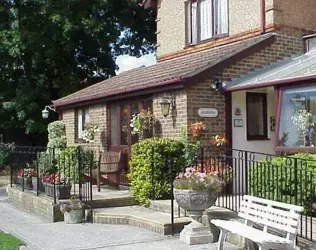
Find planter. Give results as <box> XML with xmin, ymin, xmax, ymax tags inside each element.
<box><xmin>174</xmin><ymin>189</ymin><xmax>217</xmax><ymax>245</ymax></box>
<box><xmin>17</xmin><ymin>176</ymin><xmax>33</xmax><ymax>190</ymax></box>
<box><xmin>191</xmin><ymin>128</ymin><xmax>202</xmax><ymax>137</ymax></box>
<box><xmin>63</xmin><ymin>209</ymin><xmax>84</xmax><ymax>224</ymax></box>
<box><xmin>173</xmin><ymin>189</ymin><xmax>217</xmax><ymax>220</ymax></box>
<box><xmin>44</xmin><ymin>183</ymin><xmax>71</xmax><ymax>199</ymax></box>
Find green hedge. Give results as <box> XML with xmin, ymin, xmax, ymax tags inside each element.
<box><xmin>249</xmin><ymin>153</ymin><xmax>316</xmax><ymax>214</ymax></box>
<box><xmin>128</xmin><ymin>138</ymin><xmax>186</xmax><ymax>206</ymax></box>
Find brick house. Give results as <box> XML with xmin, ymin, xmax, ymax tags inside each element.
<box><xmin>53</xmin><ymin>0</ymin><xmax>316</xmax><ymax>166</ymax></box>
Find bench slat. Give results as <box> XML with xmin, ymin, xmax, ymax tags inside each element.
<box><xmin>240</xmin><ymin>200</ymin><xmax>300</xmax><ymax>220</ymax></box>
<box><xmin>211</xmin><ymin>219</ymin><xmax>293</xmax><ymax>245</ymax></box>
<box><xmin>238</xmin><ymin>212</ymin><xmax>298</xmax><ymax>234</ymax></box>
<box><xmin>239</xmin><ymin>206</ymin><xmax>298</xmax><ymax>229</ymax></box>
<box><xmin>239</xmin><ymin>203</ymin><xmax>299</xmax><ymax>227</ymax></box>
<box><xmin>243</xmin><ymin>195</ymin><xmax>304</xmax><ymax>212</ymax></box>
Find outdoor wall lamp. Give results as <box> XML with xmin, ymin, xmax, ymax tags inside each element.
<box><xmin>42</xmin><ymin>105</ymin><xmax>56</xmax><ymax>119</ymax></box>
<box><xmin>210</xmin><ymin>77</ymin><xmax>226</xmax><ymax>91</ymax></box>
<box><xmin>159</xmin><ymin>95</ymin><xmax>176</xmax><ymax>117</ymax></box>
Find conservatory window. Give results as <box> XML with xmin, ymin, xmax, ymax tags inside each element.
<box><xmin>278</xmin><ymin>86</ymin><xmax>316</xmax><ymax>148</ymax></box>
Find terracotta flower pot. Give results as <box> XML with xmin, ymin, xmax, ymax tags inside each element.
<box><xmin>192</xmin><ymin>128</ymin><xmax>202</xmax><ymax>137</ymax></box>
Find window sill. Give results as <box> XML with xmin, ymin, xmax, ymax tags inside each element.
<box><xmin>184</xmin><ymin>34</ymin><xmax>229</xmax><ymax>49</ymax></box>
<box><xmin>75</xmin><ymin>139</ymin><xmax>87</xmax><ymax>144</ymax></box>
<box><xmin>247</xmin><ymin>137</ymin><xmax>270</xmax><ymax>141</ymax></box>
<box><xmin>275</xmin><ymin>146</ymin><xmax>316</xmax><ymax>154</ymax></box>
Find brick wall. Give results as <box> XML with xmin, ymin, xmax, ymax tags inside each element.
<box><xmin>221</xmin><ymin>34</ymin><xmax>303</xmax><ymax>81</ymax></box>
<box><xmin>61</xmin><ymin>104</ymin><xmax>107</xmax><ymax>152</ymax></box>
<box><xmin>152</xmin><ymin>90</ymin><xmax>187</xmax><ymax>140</ymax></box>
<box><xmin>62</xmin><ymin>109</ymin><xmax>75</xmax><ymax>146</ymax></box>
<box><xmin>7</xmin><ymin>187</ymin><xmax>63</xmax><ymax>222</ymax></box>
<box><xmin>185</xmin><ymin>33</ymin><xmax>303</xmax><ymax>147</ymax></box>
<box><xmin>186</xmin><ymin>81</ymin><xmax>226</xmax><ymax>145</ymax></box>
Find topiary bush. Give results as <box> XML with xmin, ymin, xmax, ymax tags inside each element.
<box><xmin>46</xmin><ymin>121</ymin><xmax>67</xmax><ymax>149</ymax></box>
<box><xmin>128</xmin><ymin>138</ymin><xmax>186</xmax><ymax>206</ymax></box>
<box><xmin>249</xmin><ymin>153</ymin><xmax>316</xmax><ymax>214</ymax></box>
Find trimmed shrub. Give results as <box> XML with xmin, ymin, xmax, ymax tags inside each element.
<box><xmin>249</xmin><ymin>153</ymin><xmax>316</xmax><ymax>214</ymax></box>
<box><xmin>128</xmin><ymin>138</ymin><xmax>186</xmax><ymax>206</ymax></box>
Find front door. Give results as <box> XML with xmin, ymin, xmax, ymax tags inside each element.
<box><xmin>107</xmin><ymin>98</ymin><xmax>153</xmax><ymax>184</ymax></box>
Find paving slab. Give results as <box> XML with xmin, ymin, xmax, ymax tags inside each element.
<box><xmin>0</xmin><ymin>187</ymin><xmax>239</xmax><ymax>250</ymax></box>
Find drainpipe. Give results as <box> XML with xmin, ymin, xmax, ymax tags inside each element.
<box><xmin>260</xmin><ymin>0</ymin><xmax>266</xmax><ymax>34</ymax></box>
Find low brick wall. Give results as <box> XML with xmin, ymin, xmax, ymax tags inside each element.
<box><xmin>6</xmin><ymin>186</ymin><xmax>63</xmax><ymax>222</ymax></box>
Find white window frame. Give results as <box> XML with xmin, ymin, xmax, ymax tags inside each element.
<box><xmin>76</xmin><ymin>108</ymin><xmax>90</xmax><ymax>140</ymax></box>
<box><xmin>186</xmin><ymin>0</ymin><xmax>228</xmax><ymax>45</ymax></box>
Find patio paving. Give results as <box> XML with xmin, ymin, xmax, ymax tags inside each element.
<box><xmin>0</xmin><ymin>187</ymin><xmax>239</xmax><ymax>250</ymax></box>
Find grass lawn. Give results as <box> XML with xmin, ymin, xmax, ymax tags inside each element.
<box><xmin>0</xmin><ymin>232</ymin><xmax>24</xmax><ymax>250</ymax></box>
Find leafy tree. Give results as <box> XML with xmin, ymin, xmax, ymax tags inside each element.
<box><xmin>0</xmin><ymin>0</ymin><xmax>156</xmax><ymax>144</ymax></box>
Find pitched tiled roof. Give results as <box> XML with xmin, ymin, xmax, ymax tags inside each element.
<box><xmin>54</xmin><ymin>33</ymin><xmax>274</xmax><ymax>108</ymax></box>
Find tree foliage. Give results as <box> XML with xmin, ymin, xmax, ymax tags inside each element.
<box><xmin>0</xmin><ymin>0</ymin><xmax>156</xmax><ymax>142</ymax></box>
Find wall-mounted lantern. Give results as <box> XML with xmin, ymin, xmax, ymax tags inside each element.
<box><xmin>159</xmin><ymin>95</ymin><xmax>176</xmax><ymax>117</ymax></box>
<box><xmin>42</xmin><ymin>105</ymin><xmax>56</xmax><ymax>119</ymax></box>
<box><xmin>210</xmin><ymin>77</ymin><xmax>226</xmax><ymax>91</ymax></box>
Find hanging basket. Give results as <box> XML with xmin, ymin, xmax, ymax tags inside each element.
<box><xmin>192</xmin><ymin>128</ymin><xmax>202</xmax><ymax>137</ymax></box>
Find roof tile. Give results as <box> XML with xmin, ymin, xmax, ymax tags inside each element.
<box><xmin>54</xmin><ymin>33</ymin><xmax>274</xmax><ymax>107</ymax></box>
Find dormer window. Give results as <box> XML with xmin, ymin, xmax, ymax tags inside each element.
<box><xmin>185</xmin><ymin>0</ymin><xmax>228</xmax><ymax>45</ymax></box>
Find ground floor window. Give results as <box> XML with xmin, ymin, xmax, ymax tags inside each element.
<box><xmin>108</xmin><ymin>99</ymin><xmax>153</xmax><ymax>149</ymax></box>
<box><xmin>278</xmin><ymin>85</ymin><xmax>316</xmax><ymax>148</ymax></box>
<box><xmin>246</xmin><ymin>92</ymin><xmax>268</xmax><ymax>140</ymax></box>
<box><xmin>75</xmin><ymin>108</ymin><xmax>89</xmax><ymax>141</ymax></box>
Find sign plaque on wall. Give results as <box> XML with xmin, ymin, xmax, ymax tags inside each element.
<box><xmin>198</xmin><ymin>108</ymin><xmax>218</xmax><ymax>118</ymax></box>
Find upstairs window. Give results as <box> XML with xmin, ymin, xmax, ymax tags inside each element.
<box><xmin>185</xmin><ymin>0</ymin><xmax>228</xmax><ymax>45</ymax></box>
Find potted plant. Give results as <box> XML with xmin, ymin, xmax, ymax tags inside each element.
<box><xmin>174</xmin><ymin>167</ymin><xmax>224</xmax><ymax>244</ymax></box>
<box><xmin>130</xmin><ymin>109</ymin><xmax>155</xmax><ymax>139</ymax></box>
<box><xmin>173</xmin><ymin>167</ymin><xmax>224</xmax><ymax>221</ymax></box>
<box><xmin>59</xmin><ymin>196</ymin><xmax>84</xmax><ymax>224</ymax></box>
<box><xmin>82</xmin><ymin>122</ymin><xmax>99</xmax><ymax>143</ymax></box>
<box><xmin>16</xmin><ymin>168</ymin><xmax>37</xmax><ymax>190</ymax></box>
<box><xmin>190</xmin><ymin>121</ymin><xmax>206</xmax><ymax>137</ymax></box>
<box><xmin>42</xmin><ymin>172</ymin><xmax>71</xmax><ymax>199</ymax></box>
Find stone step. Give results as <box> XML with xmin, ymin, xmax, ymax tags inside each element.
<box><xmin>93</xmin><ymin>205</ymin><xmax>191</xmax><ymax>235</ymax></box>
<box><xmin>149</xmin><ymin>200</ymin><xmax>245</xmax><ymax>247</ymax></box>
<box><xmin>150</xmin><ymin>199</ymin><xmax>186</xmax><ymax>216</ymax></box>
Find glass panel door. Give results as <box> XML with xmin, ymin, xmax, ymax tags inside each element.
<box><xmin>131</xmin><ymin>103</ymin><xmax>139</xmax><ymax>144</ymax></box>
<box><xmin>120</xmin><ymin>104</ymin><xmax>129</xmax><ymax>145</ymax></box>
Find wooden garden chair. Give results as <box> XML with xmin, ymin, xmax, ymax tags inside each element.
<box><xmin>97</xmin><ymin>151</ymin><xmax>123</xmax><ymax>191</ymax></box>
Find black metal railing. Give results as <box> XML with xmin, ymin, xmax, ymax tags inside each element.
<box><xmin>3</xmin><ymin>145</ymin><xmax>98</xmax><ymax>203</ymax></box>
<box><xmin>150</xmin><ymin>146</ymin><xmax>316</xmax><ymax>241</ymax></box>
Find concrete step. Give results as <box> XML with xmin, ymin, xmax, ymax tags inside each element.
<box><xmin>150</xmin><ymin>199</ymin><xmax>186</xmax><ymax>216</ymax></box>
<box><xmin>93</xmin><ymin>205</ymin><xmax>191</xmax><ymax>235</ymax></box>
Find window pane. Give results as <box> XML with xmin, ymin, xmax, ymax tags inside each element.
<box><xmin>199</xmin><ymin>0</ymin><xmax>213</xmax><ymax>40</ymax></box>
<box><xmin>191</xmin><ymin>1</ymin><xmax>198</xmax><ymax>44</ymax></box>
<box><xmin>143</xmin><ymin>99</ymin><xmax>153</xmax><ymax>112</ymax></box>
<box><xmin>85</xmin><ymin>110</ymin><xmax>90</xmax><ymax>124</ymax></box>
<box><xmin>131</xmin><ymin>104</ymin><xmax>139</xmax><ymax>144</ymax></box>
<box><xmin>247</xmin><ymin>93</ymin><xmax>267</xmax><ymax>138</ymax></box>
<box><xmin>110</xmin><ymin>105</ymin><xmax>119</xmax><ymax>146</ymax></box>
<box><xmin>279</xmin><ymin>86</ymin><xmax>316</xmax><ymax>147</ymax></box>
<box><xmin>78</xmin><ymin>110</ymin><xmax>83</xmax><ymax>139</ymax></box>
<box><xmin>120</xmin><ymin>105</ymin><xmax>129</xmax><ymax>145</ymax></box>
<box><xmin>214</xmin><ymin>0</ymin><xmax>228</xmax><ymax>35</ymax></box>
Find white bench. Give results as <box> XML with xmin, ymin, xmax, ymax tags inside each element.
<box><xmin>211</xmin><ymin>195</ymin><xmax>304</xmax><ymax>250</ymax></box>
